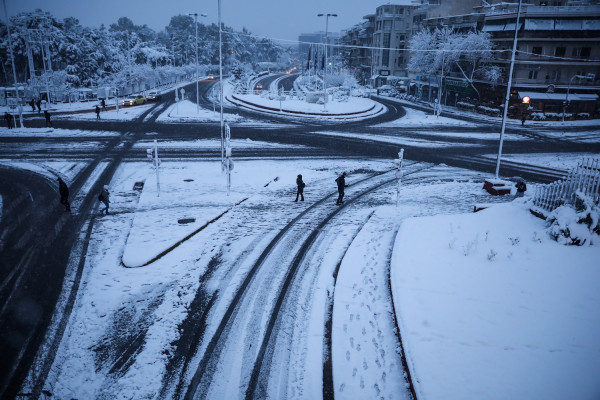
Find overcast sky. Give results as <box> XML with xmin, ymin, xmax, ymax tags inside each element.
<box><xmin>2</xmin><ymin>0</ymin><xmax>403</xmax><ymax>43</ymax></box>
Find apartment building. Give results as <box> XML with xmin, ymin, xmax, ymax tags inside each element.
<box><xmin>339</xmin><ymin>14</ymin><xmax>375</xmax><ymax>85</ymax></box>
<box><xmin>371</xmin><ymin>3</ymin><xmax>418</xmax><ymax>88</ymax></box>
<box><xmin>477</xmin><ymin>0</ymin><xmax>600</xmax><ymax>114</ymax></box>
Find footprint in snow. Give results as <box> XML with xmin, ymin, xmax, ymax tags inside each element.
<box><xmin>363</xmin><ymin>360</ymin><xmax>368</xmax><ymax>370</ymax></box>
<box><xmin>350</xmin><ymin>337</ymin><xmax>354</xmax><ymax>348</ymax></box>
<box><xmin>346</xmin><ymin>351</ymin><xmax>350</xmax><ymax>361</ymax></box>
<box><xmin>362</xmin><ymin>327</ymin><xmax>366</xmax><ymax>336</ymax></box>
<box><xmin>360</xmin><ymin>377</ymin><xmax>365</xmax><ymax>389</ymax></box>
<box><xmin>350</xmin><ymin>314</ymin><xmax>354</xmax><ymax>321</ymax></box>
<box><xmin>352</xmin><ymin>368</ymin><xmax>357</xmax><ymax>377</ymax></box>
<box><xmin>339</xmin><ymin>383</ymin><xmax>345</xmax><ymax>392</ymax></box>
<box><xmin>356</xmin><ymin>343</ymin><xmax>361</xmax><ymax>352</ymax></box>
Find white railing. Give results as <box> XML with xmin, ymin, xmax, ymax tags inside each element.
<box><xmin>532</xmin><ymin>157</ymin><xmax>600</xmax><ymax>213</ymax></box>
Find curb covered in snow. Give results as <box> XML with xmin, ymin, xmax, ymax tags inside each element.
<box><xmin>227</xmin><ymin>94</ymin><xmax>385</xmax><ymax>120</ymax></box>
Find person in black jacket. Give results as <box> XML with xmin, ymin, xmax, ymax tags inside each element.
<box><xmin>99</xmin><ymin>185</ymin><xmax>110</xmax><ymax>214</ymax></box>
<box><xmin>4</xmin><ymin>112</ymin><xmax>13</xmax><ymax>129</ymax></box>
<box><xmin>335</xmin><ymin>172</ymin><xmax>348</xmax><ymax>205</ymax></box>
<box><xmin>295</xmin><ymin>174</ymin><xmax>305</xmax><ymax>202</ymax></box>
<box><xmin>95</xmin><ymin>105</ymin><xmax>101</xmax><ymax>120</ymax></box>
<box><xmin>44</xmin><ymin>110</ymin><xmax>53</xmax><ymax>127</ymax></box>
<box><xmin>57</xmin><ymin>177</ymin><xmax>71</xmax><ymax>212</ymax></box>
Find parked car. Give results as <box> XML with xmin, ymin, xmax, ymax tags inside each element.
<box><xmin>121</xmin><ymin>95</ymin><xmax>146</xmax><ymax>106</ymax></box>
<box><xmin>146</xmin><ymin>91</ymin><xmax>161</xmax><ymax>101</ymax></box>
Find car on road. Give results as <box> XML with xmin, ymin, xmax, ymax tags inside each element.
<box><xmin>121</xmin><ymin>95</ymin><xmax>146</xmax><ymax>106</ymax></box>
<box><xmin>207</xmin><ymin>75</ymin><xmax>215</xmax><ymax>80</ymax></box>
<box><xmin>146</xmin><ymin>91</ymin><xmax>161</xmax><ymax>101</ymax></box>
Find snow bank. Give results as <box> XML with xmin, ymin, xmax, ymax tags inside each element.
<box><xmin>390</xmin><ymin>201</ymin><xmax>600</xmax><ymax>400</ymax></box>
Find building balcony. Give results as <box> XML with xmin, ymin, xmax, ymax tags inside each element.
<box><xmin>485</xmin><ymin>4</ymin><xmax>600</xmax><ymax>18</ymax></box>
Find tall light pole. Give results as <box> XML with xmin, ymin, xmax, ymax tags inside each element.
<box><xmin>317</xmin><ymin>13</ymin><xmax>337</xmax><ymax>111</ymax></box>
<box><xmin>219</xmin><ymin>0</ymin><xmax>224</xmax><ymax>166</ymax></box>
<box><xmin>495</xmin><ymin>0</ymin><xmax>521</xmax><ymax>179</ymax></box>
<box><xmin>3</xmin><ymin>0</ymin><xmax>23</xmax><ymax>128</ymax></box>
<box><xmin>562</xmin><ymin>74</ymin><xmax>588</xmax><ymax>122</ymax></box>
<box><xmin>188</xmin><ymin>12</ymin><xmax>207</xmax><ymax>113</ymax></box>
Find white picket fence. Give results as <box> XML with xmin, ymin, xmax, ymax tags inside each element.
<box><xmin>532</xmin><ymin>157</ymin><xmax>600</xmax><ymax>213</ymax></box>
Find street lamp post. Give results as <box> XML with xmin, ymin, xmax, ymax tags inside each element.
<box><xmin>562</xmin><ymin>74</ymin><xmax>588</xmax><ymax>122</ymax></box>
<box><xmin>188</xmin><ymin>12</ymin><xmax>207</xmax><ymax>113</ymax></box>
<box><xmin>495</xmin><ymin>0</ymin><xmax>522</xmax><ymax>179</ymax></box>
<box><xmin>219</xmin><ymin>0</ymin><xmax>224</xmax><ymax>166</ymax></box>
<box><xmin>317</xmin><ymin>13</ymin><xmax>337</xmax><ymax>111</ymax></box>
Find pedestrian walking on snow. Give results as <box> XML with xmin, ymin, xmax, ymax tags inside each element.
<box><xmin>295</xmin><ymin>174</ymin><xmax>305</xmax><ymax>202</ymax></box>
<box><xmin>521</xmin><ymin>115</ymin><xmax>526</xmax><ymax>126</ymax></box>
<box><xmin>101</xmin><ymin>98</ymin><xmax>107</xmax><ymax>111</ymax></box>
<box><xmin>4</xmin><ymin>112</ymin><xmax>13</xmax><ymax>129</ymax></box>
<box><xmin>36</xmin><ymin>99</ymin><xmax>42</xmax><ymax>114</ymax></box>
<box><xmin>335</xmin><ymin>172</ymin><xmax>348</xmax><ymax>205</ymax></box>
<box><xmin>29</xmin><ymin>99</ymin><xmax>35</xmax><ymax>112</ymax></box>
<box><xmin>57</xmin><ymin>177</ymin><xmax>71</xmax><ymax>212</ymax></box>
<box><xmin>95</xmin><ymin>105</ymin><xmax>101</xmax><ymax>120</ymax></box>
<box><xmin>44</xmin><ymin>110</ymin><xmax>53</xmax><ymax>127</ymax></box>
<box><xmin>98</xmin><ymin>185</ymin><xmax>110</xmax><ymax>214</ymax></box>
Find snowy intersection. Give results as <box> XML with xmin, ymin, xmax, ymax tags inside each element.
<box><xmin>11</xmin><ymin>148</ymin><xmax>596</xmax><ymax>399</ymax></box>
<box><xmin>2</xmin><ymin>90</ymin><xmax>599</xmax><ymax>399</ymax></box>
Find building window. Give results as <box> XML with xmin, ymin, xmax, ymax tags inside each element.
<box><xmin>580</xmin><ymin>47</ymin><xmax>591</xmax><ymax>58</ymax></box>
<box><xmin>532</xmin><ymin>46</ymin><xmax>542</xmax><ymax>55</ymax></box>
<box><xmin>554</xmin><ymin>47</ymin><xmax>565</xmax><ymax>57</ymax></box>
<box><xmin>528</xmin><ymin>70</ymin><xmax>538</xmax><ymax>80</ymax></box>
<box><xmin>551</xmin><ymin>70</ymin><xmax>561</xmax><ymax>82</ymax></box>
<box><xmin>382</xmin><ymin>32</ymin><xmax>390</xmax><ymax>67</ymax></box>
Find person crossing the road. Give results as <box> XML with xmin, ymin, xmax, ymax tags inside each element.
<box><xmin>335</xmin><ymin>172</ymin><xmax>348</xmax><ymax>205</ymax></box>
<box><xmin>98</xmin><ymin>185</ymin><xmax>110</xmax><ymax>214</ymax></box>
<box><xmin>44</xmin><ymin>110</ymin><xmax>53</xmax><ymax>128</ymax></box>
<box><xmin>95</xmin><ymin>105</ymin><xmax>101</xmax><ymax>120</ymax></box>
<box><xmin>4</xmin><ymin>112</ymin><xmax>13</xmax><ymax>129</ymax></box>
<box><xmin>57</xmin><ymin>177</ymin><xmax>71</xmax><ymax>212</ymax></box>
<box><xmin>295</xmin><ymin>174</ymin><xmax>305</xmax><ymax>202</ymax></box>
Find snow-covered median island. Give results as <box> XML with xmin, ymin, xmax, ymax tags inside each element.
<box><xmin>391</xmin><ymin>201</ymin><xmax>600</xmax><ymax>400</ymax></box>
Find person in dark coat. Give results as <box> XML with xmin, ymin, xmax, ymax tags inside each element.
<box><xmin>57</xmin><ymin>177</ymin><xmax>71</xmax><ymax>212</ymax></box>
<box><xmin>101</xmin><ymin>98</ymin><xmax>107</xmax><ymax>111</ymax></box>
<box><xmin>29</xmin><ymin>99</ymin><xmax>36</xmax><ymax>112</ymax></box>
<box><xmin>44</xmin><ymin>110</ymin><xmax>53</xmax><ymax>127</ymax></box>
<box><xmin>335</xmin><ymin>172</ymin><xmax>348</xmax><ymax>205</ymax></box>
<box><xmin>99</xmin><ymin>185</ymin><xmax>110</xmax><ymax>214</ymax></box>
<box><xmin>36</xmin><ymin>99</ymin><xmax>42</xmax><ymax>114</ymax></box>
<box><xmin>95</xmin><ymin>105</ymin><xmax>101</xmax><ymax>120</ymax></box>
<box><xmin>295</xmin><ymin>174</ymin><xmax>305</xmax><ymax>202</ymax></box>
<box><xmin>4</xmin><ymin>112</ymin><xmax>13</xmax><ymax>129</ymax></box>
<box><xmin>515</xmin><ymin>180</ymin><xmax>527</xmax><ymax>198</ymax></box>
<box><xmin>521</xmin><ymin>115</ymin><xmax>526</xmax><ymax>126</ymax></box>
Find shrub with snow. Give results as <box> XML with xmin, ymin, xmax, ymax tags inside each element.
<box><xmin>546</xmin><ymin>192</ymin><xmax>599</xmax><ymax>246</ymax></box>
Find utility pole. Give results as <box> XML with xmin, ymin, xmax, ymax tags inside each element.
<box><xmin>317</xmin><ymin>13</ymin><xmax>337</xmax><ymax>111</ymax></box>
<box><xmin>3</xmin><ymin>0</ymin><xmax>23</xmax><ymax>128</ymax></box>
<box><xmin>495</xmin><ymin>0</ymin><xmax>522</xmax><ymax>179</ymax></box>
<box><xmin>219</xmin><ymin>0</ymin><xmax>225</xmax><ymax>166</ymax></box>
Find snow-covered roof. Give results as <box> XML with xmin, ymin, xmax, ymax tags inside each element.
<box><xmin>519</xmin><ymin>91</ymin><xmax>599</xmax><ymax>101</ymax></box>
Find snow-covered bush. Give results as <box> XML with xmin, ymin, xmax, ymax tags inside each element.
<box><xmin>530</xmin><ymin>112</ymin><xmax>546</xmax><ymax>121</ymax></box>
<box><xmin>546</xmin><ymin>192</ymin><xmax>599</xmax><ymax>246</ymax></box>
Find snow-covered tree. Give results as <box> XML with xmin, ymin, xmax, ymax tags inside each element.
<box><xmin>408</xmin><ymin>28</ymin><xmax>499</xmax><ymax>98</ymax></box>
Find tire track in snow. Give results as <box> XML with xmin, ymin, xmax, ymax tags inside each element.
<box><xmin>181</xmin><ymin>165</ymin><xmax>430</xmax><ymax>399</ymax></box>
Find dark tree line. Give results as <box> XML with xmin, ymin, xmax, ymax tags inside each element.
<box><xmin>0</xmin><ymin>9</ymin><xmax>290</xmax><ymax>88</ymax></box>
